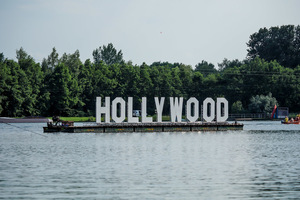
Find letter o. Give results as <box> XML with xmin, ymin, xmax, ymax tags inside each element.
<box><xmin>203</xmin><ymin>98</ymin><xmax>215</xmax><ymax>122</ymax></box>
<box><xmin>112</xmin><ymin>97</ymin><xmax>126</xmax><ymax>123</ymax></box>
<box><xmin>186</xmin><ymin>97</ymin><xmax>199</xmax><ymax>122</ymax></box>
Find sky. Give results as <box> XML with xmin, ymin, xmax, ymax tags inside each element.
<box><xmin>1</xmin><ymin>0</ymin><xmax>300</xmax><ymax>68</ymax></box>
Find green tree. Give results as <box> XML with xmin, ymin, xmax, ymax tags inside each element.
<box><xmin>0</xmin><ymin>56</ymin><xmax>8</xmax><ymax>115</ymax></box>
<box><xmin>16</xmin><ymin>47</ymin><xmax>32</xmax><ymax>62</ymax></box>
<box><xmin>121</xmin><ymin>64</ymin><xmax>140</xmax><ymax>100</ymax></box>
<box><xmin>139</xmin><ymin>63</ymin><xmax>153</xmax><ymax>97</ymax></box>
<box><xmin>48</xmin><ymin>47</ymin><xmax>59</xmax><ymax>68</ymax></box>
<box><xmin>16</xmin><ymin>47</ymin><xmax>44</xmax><ymax>116</ymax></box>
<box><xmin>247</xmin><ymin>25</ymin><xmax>300</xmax><ymax>68</ymax></box>
<box><xmin>177</xmin><ymin>64</ymin><xmax>193</xmax><ymax>98</ymax></box>
<box><xmin>0</xmin><ymin>53</ymin><xmax>4</xmax><ymax>63</ymax></box>
<box><xmin>202</xmin><ymin>73</ymin><xmax>220</xmax><ymax>99</ymax></box>
<box><xmin>81</xmin><ymin>61</ymin><xmax>118</xmax><ymax>115</ymax></box>
<box><xmin>219</xmin><ymin>66</ymin><xmax>244</xmax><ymax>108</ymax></box>
<box><xmin>77</xmin><ymin>60</ymin><xmax>95</xmax><ymax>115</ymax></box>
<box><xmin>1</xmin><ymin>60</ymin><xmax>24</xmax><ymax>116</ymax></box>
<box><xmin>148</xmin><ymin>65</ymin><xmax>174</xmax><ymax>114</ymax></box>
<box><xmin>218</xmin><ymin>58</ymin><xmax>245</xmax><ymax>71</ymax></box>
<box><xmin>170</xmin><ymin>66</ymin><xmax>183</xmax><ymax>97</ymax></box>
<box><xmin>48</xmin><ymin>64</ymin><xmax>73</xmax><ymax>116</ymax></box>
<box><xmin>60</xmin><ymin>49</ymin><xmax>82</xmax><ymax>75</ymax></box>
<box><xmin>239</xmin><ymin>58</ymin><xmax>275</xmax><ymax>105</ymax></box>
<box><xmin>248</xmin><ymin>93</ymin><xmax>278</xmax><ymax>113</ymax></box>
<box><xmin>93</xmin><ymin>43</ymin><xmax>124</xmax><ymax>65</ymax></box>
<box><xmin>288</xmin><ymin>66</ymin><xmax>300</xmax><ymax>111</ymax></box>
<box><xmin>39</xmin><ymin>48</ymin><xmax>60</xmax><ymax>115</ymax></box>
<box><xmin>231</xmin><ymin>101</ymin><xmax>244</xmax><ymax>113</ymax></box>
<box><xmin>276</xmin><ymin>66</ymin><xmax>300</xmax><ymax>111</ymax></box>
<box><xmin>42</xmin><ymin>47</ymin><xmax>59</xmax><ymax>73</ymax></box>
<box><xmin>195</xmin><ymin>60</ymin><xmax>217</xmax><ymax>77</ymax></box>
<box><xmin>190</xmin><ymin>71</ymin><xmax>204</xmax><ymax>100</ymax></box>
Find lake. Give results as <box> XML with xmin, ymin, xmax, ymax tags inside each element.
<box><xmin>0</xmin><ymin>121</ymin><xmax>300</xmax><ymax>199</ymax></box>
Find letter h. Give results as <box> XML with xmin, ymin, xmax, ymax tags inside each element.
<box><xmin>96</xmin><ymin>97</ymin><xmax>110</xmax><ymax>123</ymax></box>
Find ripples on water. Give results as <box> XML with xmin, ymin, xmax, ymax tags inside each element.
<box><xmin>0</xmin><ymin>121</ymin><xmax>300</xmax><ymax>199</ymax></box>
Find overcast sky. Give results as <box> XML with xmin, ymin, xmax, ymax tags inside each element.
<box><xmin>1</xmin><ymin>0</ymin><xmax>300</xmax><ymax>67</ymax></box>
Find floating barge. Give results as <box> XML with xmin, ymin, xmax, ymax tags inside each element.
<box><xmin>43</xmin><ymin>121</ymin><xmax>243</xmax><ymax>133</ymax></box>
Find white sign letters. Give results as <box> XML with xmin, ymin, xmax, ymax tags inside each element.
<box><xmin>96</xmin><ymin>97</ymin><xmax>229</xmax><ymax>123</ymax></box>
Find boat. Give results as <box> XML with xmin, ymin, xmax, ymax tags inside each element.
<box><xmin>44</xmin><ymin>120</ymin><xmax>74</xmax><ymax>132</ymax></box>
<box><xmin>281</xmin><ymin>114</ymin><xmax>300</xmax><ymax>124</ymax></box>
<box><xmin>281</xmin><ymin>120</ymin><xmax>300</xmax><ymax>124</ymax></box>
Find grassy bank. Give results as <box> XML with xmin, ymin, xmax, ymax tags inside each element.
<box><xmin>49</xmin><ymin>116</ymin><xmax>96</xmax><ymax>122</ymax></box>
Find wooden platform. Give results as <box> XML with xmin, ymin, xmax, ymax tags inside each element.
<box><xmin>43</xmin><ymin>122</ymin><xmax>243</xmax><ymax>133</ymax></box>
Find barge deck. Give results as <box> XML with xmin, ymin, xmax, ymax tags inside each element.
<box><xmin>44</xmin><ymin>122</ymin><xmax>243</xmax><ymax>133</ymax></box>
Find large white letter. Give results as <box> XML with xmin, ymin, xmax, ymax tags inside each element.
<box><xmin>216</xmin><ymin>98</ymin><xmax>228</xmax><ymax>122</ymax></box>
<box><xmin>155</xmin><ymin>97</ymin><xmax>165</xmax><ymax>122</ymax></box>
<box><xmin>128</xmin><ymin>97</ymin><xmax>139</xmax><ymax>123</ymax></box>
<box><xmin>186</xmin><ymin>97</ymin><xmax>199</xmax><ymax>122</ymax></box>
<box><xmin>112</xmin><ymin>97</ymin><xmax>126</xmax><ymax>123</ymax></box>
<box><xmin>96</xmin><ymin>97</ymin><xmax>110</xmax><ymax>123</ymax></box>
<box><xmin>170</xmin><ymin>97</ymin><xmax>183</xmax><ymax>122</ymax></box>
<box><xmin>142</xmin><ymin>97</ymin><xmax>153</xmax><ymax>123</ymax></box>
<box><xmin>203</xmin><ymin>98</ymin><xmax>215</xmax><ymax>122</ymax></box>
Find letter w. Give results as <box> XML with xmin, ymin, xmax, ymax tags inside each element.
<box><xmin>170</xmin><ymin>97</ymin><xmax>183</xmax><ymax>122</ymax></box>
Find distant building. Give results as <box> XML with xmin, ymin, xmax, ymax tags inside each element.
<box><xmin>276</xmin><ymin>107</ymin><xmax>289</xmax><ymax>119</ymax></box>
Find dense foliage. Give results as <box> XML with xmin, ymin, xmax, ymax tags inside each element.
<box><xmin>1</xmin><ymin>27</ymin><xmax>300</xmax><ymax>117</ymax></box>
<box><xmin>247</xmin><ymin>25</ymin><xmax>300</xmax><ymax>69</ymax></box>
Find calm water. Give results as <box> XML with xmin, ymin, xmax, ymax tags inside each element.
<box><xmin>0</xmin><ymin>121</ymin><xmax>300</xmax><ymax>199</ymax></box>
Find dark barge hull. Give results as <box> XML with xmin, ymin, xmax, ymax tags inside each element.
<box><xmin>43</xmin><ymin>122</ymin><xmax>243</xmax><ymax>133</ymax></box>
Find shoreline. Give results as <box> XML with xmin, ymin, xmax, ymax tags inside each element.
<box><xmin>0</xmin><ymin>116</ymin><xmax>284</xmax><ymax>123</ymax></box>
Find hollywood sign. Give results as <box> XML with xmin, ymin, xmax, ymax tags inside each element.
<box><xmin>96</xmin><ymin>97</ymin><xmax>228</xmax><ymax>123</ymax></box>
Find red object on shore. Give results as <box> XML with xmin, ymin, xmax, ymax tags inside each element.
<box><xmin>271</xmin><ymin>105</ymin><xmax>277</xmax><ymax>119</ymax></box>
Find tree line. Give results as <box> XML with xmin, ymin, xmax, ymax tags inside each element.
<box><xmin>1</xmin><ymin>25</ymin><xmax>300</xmax><ymax>117</ymax></box>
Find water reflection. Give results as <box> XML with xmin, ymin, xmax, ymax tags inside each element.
<box><xmin>0</xmin><ymin>122</ymin><xmax>300</xmax><ymax>199</ymax></box>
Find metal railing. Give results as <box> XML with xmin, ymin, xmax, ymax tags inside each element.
<box><xmin>228</xmin><ymin>113</ymin><xmax>269</xmax><ymax>119</ymax></box>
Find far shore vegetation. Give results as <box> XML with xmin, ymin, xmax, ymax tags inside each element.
<box><xmin>1</xmin><ymin>25</ymin><xmax>300</xmax><ymax>118</ymax></box>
